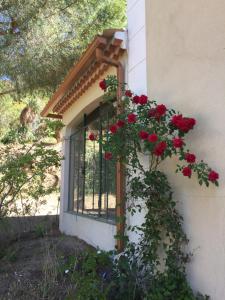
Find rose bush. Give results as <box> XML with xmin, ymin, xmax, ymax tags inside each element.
<box><xmin>89</xmin><ymin>75</ymin><xmax>218</xmax><ymax>299</ymax></box>
<box><xmin>96</xmin><ymin>76</ymin><xmax>218</xmax><ymax>187</ymax></box>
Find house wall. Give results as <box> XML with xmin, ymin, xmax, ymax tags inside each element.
<box><xmin>127</xmin><ymin>0</ymin><xmax>147</xmax><ymax>94</ymax></box>
<box><xmin>60</xmin><ymin>67</ymin><xmax>118</xmax><ymax>251</ymax></box>
<box><xmin>126</xmin><ymin>0</ymin><xmax>149</xmax><ymax>243</ymax></box>
<box><xmin>145</xmin><ymin>1</ymin><xmax>225</xmax><ymax>298</ymax></box>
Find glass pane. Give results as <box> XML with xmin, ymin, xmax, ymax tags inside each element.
<box><xmin>100</xmin><ymin>104</ymin><xmax>116</xmax><ymax>220</ymax></box>
<box><xmin>101</xmin><ymin>156</ymin><xmax>116</xmax><ymax>220</ymax></box>
<box><xmin>70</xmin><ymin>128</ymin><xmax>85</xmax><ymax>213</ymax></box>
<box><xmin>84</xmin><ymin>118</ymin><xmax>100</xmax><ymax>217</ymax></box>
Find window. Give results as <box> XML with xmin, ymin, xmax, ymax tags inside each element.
<box><xmin>69</xmin><ymin>103</ymin><xmax>116</xmax><ymax>221</ymax></box>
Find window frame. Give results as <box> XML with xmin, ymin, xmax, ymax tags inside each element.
<box><xmin>68</xmin><ymin>103</ymin><xmax>117</xmax><ymax>223</ymax></box>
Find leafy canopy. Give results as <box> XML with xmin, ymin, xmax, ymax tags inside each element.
<box><xmin>0</xmin><ymin>0</ymin><xmax>126</xmax><ymax>96</ymax></box>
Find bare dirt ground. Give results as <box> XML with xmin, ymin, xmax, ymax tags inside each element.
<box><xmin>0</xmin><ymin>231</ymin><xmax>92</xmax><ymax>300</ymax></box>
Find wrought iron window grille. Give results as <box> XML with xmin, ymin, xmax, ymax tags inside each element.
<box><xmin>68</xmin><ymin>103</ymin><xmax>116</xmax><ymax>221</ymax></box>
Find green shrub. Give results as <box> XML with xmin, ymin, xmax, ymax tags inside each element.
<box><xmin>0</xmin><ymin>143</ymin><xmax>61</xmax><ymax>218</ymax></box>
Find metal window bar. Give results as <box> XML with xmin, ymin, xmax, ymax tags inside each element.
<box><xmin>92</xmin><ymin>140</ymin><xmax>95</xmax><ymax>210</ymax></box>
<box><xmin>68</xmin><ymin>137</ymin><xmax>74</xmax><ymax>211</ymax></box>
<box><xmin>68</xmin><ymin>127</ymin><xmax>82</xmax><ymax>213</ymax></box>
<box><xmin>82</xmin><ymin>114</ymin><xmax>87</xmax><ymax>214</ymax></box>
<box><xmin>98</xmin><ymin>107</ymin><xmax>103</xmax><ymax>217</ymax></box>
<box><xmin>76</xmin><ymin>131</ymin><xmax>81</xmax><ymax>214</ymax></box>
<box><xmin>105</xmin><ymin>110</ymin><xmax>109</xmax><ymax>219</ymax></box>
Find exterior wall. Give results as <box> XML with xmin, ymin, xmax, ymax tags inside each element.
<box><xmin>145</xmin><ymin>1</ymin><xmax>225</xmax><ymax>298</ymax></box>
<box><xmin>126</xmin><ymin>0</ymin><xmax>149</xmax><ymax>243</ymax></box>
<box><xmin>127</xmin><ymin>0</ymin><xmax>147</xmax><ymax>94</ymax></box>
<box><xmin>60</xmin><ymin>67</ymin><xmax>118</xmax><ymax>251</ymax></box>
<box><xmin>60</xmin><ymin>212</ymin><xmax>116</xmax><ymax>251</ymax></box>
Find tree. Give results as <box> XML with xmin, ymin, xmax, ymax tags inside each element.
<box><xmin>0</xmin><ymin>142</ymin><xmax>61</xmax><ymax>218</ymax></box>
<box><xmin>0</xmin><ymin>0</ymin><xmax>126</xmax><ymax>97</ymax></box>
<box><xmin>0</xmin><ymin>80</ymin><xmax>24</xmax><ymax>138</ymax></box>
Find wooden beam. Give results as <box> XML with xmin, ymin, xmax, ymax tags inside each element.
<box><xmin>46</xmin><ymin>113</ymin><xmax>62</xmax><ymax>119</ymax></box>
<box><xmin>116</xmin><ymin>63</ymin><xmax>125</xmax><ymax>252</ymax></box>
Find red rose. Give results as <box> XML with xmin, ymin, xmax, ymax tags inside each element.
<box><xmin>127</xmin><ymin>113</ymin><xmax>137</xmax><ymax>123</ymax></box>
<box><xmin>99</xmin><ymin>79</ymin><xmax>107</xmax><ymax>91</ymax></box>
<box><xmin>153</xmin><ymin>141</ymin><xmax>167</xmax><ymax>156</ymax></box>
<box><xmin>171</xmin><ymin>114</ymin><xmax>196</xmax><ymax>132</ymax></box>
<box><xmin>139</xmin><ymin>130</ymin><xmax>149</xmax><ymax>140</ymax></box>
<box><xmin>187</xmin><ymin>118</ymin><xmax>196</xmax><ymax>130</ymax></box>
<box><xmin>148</xmin><ymin>133</ymin><xmax>158</xmax><ymax>143</ymax></box>
<box><xmin>208</xmin><ymin>170</ymin><xmax>219</xmax><ymax>182</ymax></box>
<box><xmin>89</xmin><ymin>133</ymin><xmax>96</xmax><ymax>141</ymax></box>
<box><xmin>117</xmin><ymin>120</ymin><xmax>126</xmax><ymax>128</ymax></box>
<box><xmin>172</xmin><ymin>137</ymin><xmax>184</xmax><ymax>148</ymax></box>
<box><xmin>139</xmin><ymin>95</ymin><xmax>148</xmax><ymax>105</ymax></box>
<box><xmin>132</xmin><ymin>95</ymin><xmax>140</xmax><ymax>104</ymax></box>
<box><xmin>125</xmin><ymin>90</ymin><xmax>132</xmax><ymax>97</ymax></box>
<box><xmin>185</xmin><ymin>153</ymin><xmax>196</xmax><ymax>163</ymax></box>
<box><xmin>148</xmin><ymin>108</ymin><xmax>156</xmax><ymax>118</ymax></box>
<box><xmin>178</xmin><ymin>120</ymin><xmax>189</xmax><ymax>132</ymax></box>
<box><xmin>178</xmin><ymin>118</ymin><xmax>196</xmax><ymax>132</ymax></box>
<box><xmin>109</xmin><ymin>124</ymin><xmax>118</xmax><ymax>134</ymax></box>
<box><xmin>104</xmin><ymin>152</ymin><xmax>113</xmax><ymax>160</ymax></box>
<box><xmin>171</xmin><ymin>114</ymin><xmax>183</xmax><ymax>127</ymax></box>
<box><xmin>182</xmin><ymin>166</ymin><xmax>192</xmax><ymax>177</ymax></box>
<box><xmin>156</xmin><ymin>104</ymin><xmax>167</xmax><ymax>117</ymax></box>
<box><xmin>149</xmin><ymin>105</ymin><xmax>166</xmax><ymax>120</ymax></box>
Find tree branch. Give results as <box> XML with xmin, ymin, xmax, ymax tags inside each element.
<box><xmin>0</xmin><ymin>89</ymin><xmax>17</xmax><ymax>97</ymax></box>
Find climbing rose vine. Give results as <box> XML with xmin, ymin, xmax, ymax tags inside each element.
<box><xmin>96</xmin><ymin>76</ymin><xmax>219</xmax><ymax>187</ymax></box>
<box><xmin>90</xmin><ymin>76</ymin><xmax>218</xmax><ymax>299</ymax></box>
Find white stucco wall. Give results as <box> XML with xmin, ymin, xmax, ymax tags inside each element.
<box><xmin>127</xmin><ymin>0</ymin><xmax>147</xmax><ymax>95</ymax></box>
<box><xmin>145</xmin><ymin>1</ymin><xmax>225</xmax><ymax>298</ymax></box>
<box><xmin>126</xmin><ymin>0</ymin><xmax>149</xmax><ymax>243</ymax></box>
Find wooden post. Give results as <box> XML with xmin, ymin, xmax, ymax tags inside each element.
<box><xmin>116</xmin><ymin>66</ymin><xmax>125</xmax><ymax>252</ymax></box>
<box><xmin>95</xmin><ymin>48</ymin><xmax>125</xmax><ymax>252</ymax></box>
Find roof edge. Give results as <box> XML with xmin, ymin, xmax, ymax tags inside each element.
<box><xmin>41</xmin><ymin>36</ymin><xmax>107</xmax><ymax>117</ymax></box>
<box><xmin>41</xmin><ymin>29</ymin><xmax>126</xmax><ymax>117</ymax></box>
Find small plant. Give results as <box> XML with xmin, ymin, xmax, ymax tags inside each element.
<box><xmin>108</xmin><ymin>245</ymin><xmax>142</xmax><ymax>300</ymax></box>
<box><xmin>0</xmin><ymin>247</ymin><xmax>6</xmax><ymax>260</ymax></box>
<box><xmin>0</xmin><ymin>243</ymin><xmax>18</xmax><ymax>262</ymax></box>
<box><xmin>39</xmin><ymin>243</ymin><xmax>61</xmax><ymax>299</ymax></box>
<box><xmin>5</xmin><ymin>248</ymin><xmax>18</xmax><ymax>262</ymax></box>
<box><xmin>34</xmin><ymin>223</ymin><xmax>46</xmax><ymax>238</ymax></box>
<box><xmin>60</xmin><ymin>250</ymin><xmax>113</xmax><ymax>300</ymax></box>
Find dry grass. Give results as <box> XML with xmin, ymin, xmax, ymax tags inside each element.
<box><xmin>0</xmin><ymin>231</ymin><xmax>92</xmax><ymax>300</ymax></box>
